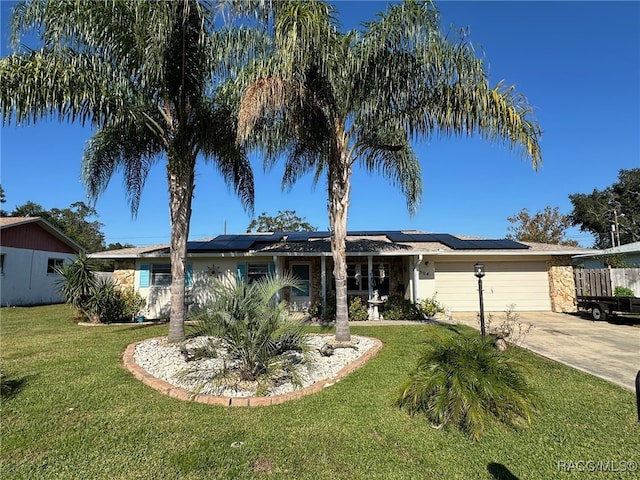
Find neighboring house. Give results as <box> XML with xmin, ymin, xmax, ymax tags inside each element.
<box><xmin>0</xmin><ymin>217</ymin><xmax>83</xmax><ymax>306</ymax></box>
<box><xmin>572</xmin><ymin>242</ymin><xmax>640</xmax><ymax>268</ymax></box>
<box><xmin>90</xmin><ymin>230</ymin><xmax>593</xmax><ymax>319</ymax></box>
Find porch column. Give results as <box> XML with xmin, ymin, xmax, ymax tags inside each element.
<box><xmin>412</xmin><ymin>254</ymin><xmax>423</xmax><ymax>302</ymax></box>
<box><xmin>368</xmin><ymin>256</ymin><xmax>374</xmax><ymax>299</ymax></box>
<box><xmin>273</xmin><ymin>255</ymin><xmax>281</xmax><ymax>302</ymax></box>
<box><xmin>321</xmin><ymin>256</ymin><xmax>327</xmax><ymax>318</ymax></box>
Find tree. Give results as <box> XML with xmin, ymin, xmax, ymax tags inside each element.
<box><xmin>0</xmin><ymin>185</ymin><xmax>7</xmax><ymax>217</ymax></box>
<box><xmin>1</xmin><ymin>0</ymin><xmax>256</xmax><ymax>342</ymax></box>
<box><xmin>237</xmin><ymin>0</ymin><xmax>541</xmax><ymax>342</ymax></box>
<box><xmin>246</xmin><ymin>210</ymin><xmax>317</xmax><ymax>232</ymax></box>
<box><xmin>11</xmin><ymin>201</ymin><xmax>106</xmax><ymax>252</ymax></box>
<box><xmin>506</xmin><ymin>206</ymin><xmax>579</xmax><ymax>246</ymax></box>
<box><xmin>569</xmin><ymin>168</ymin><xmax>640</xmax><ymax>248</ymax></box>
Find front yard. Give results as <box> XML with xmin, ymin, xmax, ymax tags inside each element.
<box><xmin>1</xmin><ymin>305</ymin><xmax>638</xmax><ymax>479</ymax></box>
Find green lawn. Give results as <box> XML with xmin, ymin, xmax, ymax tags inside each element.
<box><xmin>1</xmin><ymin>305</ymin><xmax>638</xmax><ymax>479</ymax></box>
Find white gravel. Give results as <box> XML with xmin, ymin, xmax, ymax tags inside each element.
<box><xmin>133</xmin><ymin>335</ymin><xmax>377</xmax><ymax>397</ymax></box>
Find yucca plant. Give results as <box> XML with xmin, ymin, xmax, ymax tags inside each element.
<box><xmin>188</xmin><ymin>273</ymin><xmax>309</xmax><ymax>384</ymax></box>
<box><xmin>397</xmin><ymin>327</ymin><xmax>537</xmax><ymax>441</ymax></box>
<box><xmin>55</xmin><ymin>253</ymin><xmax>99</xmax><ymax>322</ymax></box>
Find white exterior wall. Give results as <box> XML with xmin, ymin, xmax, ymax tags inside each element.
<box><xmin>134</xmin><ymin>257</ymin><xmax>275</xmax><ymax>319</ymax></box>
<box><xmin>0</xmin><ymin>246</ymin><xmax>76</xmax><ymax>306</ymax></box>
<box><xmin>414</xmin><ymin>257</ymin><xmax>437</xmax><ymax>302</ymax></box>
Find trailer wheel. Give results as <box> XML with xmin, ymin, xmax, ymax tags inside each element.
<box><xmin>591</xmin><ymin>306</ymin><xmax>607</xmax><ymax>321</ymax></box>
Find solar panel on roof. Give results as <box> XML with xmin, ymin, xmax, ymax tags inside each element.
<box><xmin>435</xmin><ymin>237</ymin><xmax>529</xmax><ymax>250</ymax></box>
<box><xmin>385</xmin><ymin>232</ymin><xmax>414</xmax><ymax>242</ymax></box>
<box><xmin>286</xmin><ymin>231</ymin><xmax>330</xmax><ymax>241</ymax></box>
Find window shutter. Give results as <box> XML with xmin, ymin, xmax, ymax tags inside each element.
<box><xmin>185</xmin><ymin>264</ymin><xmax>193</xmax><ymax>287</ymax></box>
<box><xmin>236</xmin><ymin>263</ymin><xmax>247</xmax><ymax>281</ymax></box>
<box><xmin>268</xmin><ymin>262</ymin><xmax>276</xmax><ymax>276</ymax></box>
<box><xmin>139</xmin><ymin>264</ymin><xmax>150</xmax><ymax>288</ymax></box>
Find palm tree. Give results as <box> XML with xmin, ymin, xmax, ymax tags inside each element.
<box><xmin>237</xmin><ymin>0</ymin><xmax>541</xmax><ymax>343</ymax></box>
<box><xmin>1</xmin><ymin>0</ymin><xmax>256</xmax><ymax>342</ymax></box>
<box><xmin>397</xmin><ymin>326</ymin><xmax>537</xmax><ymax>441</ymax></box>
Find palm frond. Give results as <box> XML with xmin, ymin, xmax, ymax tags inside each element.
<box><xmin>82</xmin><ymin>119</ymin><xmax>162</xmax><ymax>215</ymax></box>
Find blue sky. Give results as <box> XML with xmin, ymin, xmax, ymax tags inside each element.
<box><xmin>1</xmin><ymin>1</ymin><xmax>639</xmax><ymax>247</ymax></box>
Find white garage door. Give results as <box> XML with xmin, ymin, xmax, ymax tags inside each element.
<box><xmin>434</xmin><ymin>261</ymin><xmax>551</xmax><ymax>312</ymax></box>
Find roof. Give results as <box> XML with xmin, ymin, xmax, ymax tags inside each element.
<box><xmin>89</xmin><ymin>230</ymin><xmax>594</xmax><ymax>259</ymax></box>
<box><xmin>0</xmin><ymin>216</ymin><xmax>84</xmax><ymax>253</ymax></box>
<box><xmin>572</xmin><ymin>241</ymin><xmax>640</xmax><ymax>259</ymax></box>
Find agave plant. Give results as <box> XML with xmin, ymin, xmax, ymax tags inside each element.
<box><xmin>188</xmin><ymin>273</ymin><xmax>309</xmax><ymax>384</ymax></box>
<box><xmin>397</xmin><ymin>326</ymin><xmax>537</xmax><ymax>441</ymax></box>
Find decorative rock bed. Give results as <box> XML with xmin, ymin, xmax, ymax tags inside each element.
<box><xmin>122</xmin><ymin>334</ymin><xmax>383</xmax><ymax>407</ymax></box>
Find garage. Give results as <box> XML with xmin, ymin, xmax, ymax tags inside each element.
<box><xmin>434</xmin><ymin>260</ymin><xmax>551</xmax><ymax>312</ymax></box>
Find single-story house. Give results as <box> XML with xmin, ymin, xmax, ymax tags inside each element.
<box><xmin>89</xmin><ymin>230</ymin><xmax>593</xmax><ymax>319</ymax></box>
<box><xmin>0</xmin><ymin>217</ymin><xmax>83</xmax><ymax>306</ymax></box>
<box><xmin>572</xmin><ymin>242</ymin><xmax>640</xmax><ymax>268</ymax></box>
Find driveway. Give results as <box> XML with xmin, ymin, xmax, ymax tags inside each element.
<box><xmin>436</xmin><ymin>311</ymin><xmax>640</xmax><ymax>391</ymax></box>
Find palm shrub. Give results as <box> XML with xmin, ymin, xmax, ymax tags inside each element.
<box><xmin>55</xmin><ymin>253</ymin><xmax>99</xmax><ymax>322</ymax></box>
<box><xmin>87</xmin><ymin>278</ymin><xmax>125</xmax><ymax>324</ymax></box>
<box><xmin>188</xmin><ymin>273</ymin><xmax>309</xmax><ymax>383</ymax></box>
<box><xmin>397</xmin><ymin>327</ymin><xmax>537</xmax><ymax>441</ymax></box>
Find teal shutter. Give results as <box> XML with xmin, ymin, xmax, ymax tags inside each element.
<box><xmin>185</xmin><ymin>264</ymin><xmax>193</xmax><ymax>287</ymax></box>
<box><xmin>139</xmin><ymin>264</ymin><xmax>150</xmax><ymax>288</ymax></box>
<box><xmin>236</xmin><ymin>263</ymin><xmax>247</xmax><ymax>282</ymax></box>
<box><xmin>268</xmin><ymin>262</ymin><xmax>276</xmax><ymax>277</ymax></box>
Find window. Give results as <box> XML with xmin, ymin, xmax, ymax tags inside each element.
<box><xmin>151</xmin><ymin>264</ymin><xmax>172</xmax><ymax>286</ymax></box>
<box><xmin>291</xmin><ymin>264</ymin><xmax>311</xmax><ymax>297</ymax></box>
<box><xmin>139</xmin><ymin>263</ymin><xmax>193</xmax><ymax>287</ymax></box>
<box><xmin>333</xmin><ymin>262</ymin><xmax>390</xmax><ymax>295</ymax></box>
<box><xmin>47</xmin><ymin>258</ymin><xmax>64</xmax><ymax>274</ymax></box>
<box><xmin>0</xmin><ymin>254</ymin><xmax>4</xmax><ymax>274</ymax></box>
<box><xmin>237</xmin><ymin>262</ymin><xmax>275</xmax><ymax>284</ymax></box>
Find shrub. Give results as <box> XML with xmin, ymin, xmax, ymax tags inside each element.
<box><xmin>380</xmin><ymin>294</ymin><xmax>421</xmax><ymax>320</ymax></box>
<box><xmin>397</xmin><ymin>327</ymin><xmax>537</xmax><ymax>441</ymax></box>
<box><xmin>484</xmin><ymin>304</ymin><xmax>533</xmax><ymax>347</ymax></box>
<box><xmin>309</xmin><ymin>292</ymin><xmax>336</xmax><ymax>321</ymax></box>
<box><xmin>417</xmin><ymin>294</ymin><xmax>445</xmax><ymax>318</ymax></box>
<box><xmin>349</xmin><ymin>296</ymin><xmax>369</xmax><ymax>321</ymax></box>
<box><xmin>120</xmin><ymin>288</ymin><xmax>146</xmax><ymax>320</ymax></box>
<box><xmin>614</xmin><ymin>286</ymin><xmax>635</xmax><ymax>297</ymax></box>
<box><xmin>188</xmin><ymin>273</ymin><xmax>309</xmax><ymax>383</ymax></box>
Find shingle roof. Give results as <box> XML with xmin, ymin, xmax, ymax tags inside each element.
<box><xmin>89</xmin><ymin>230</ymin><xmax>595</xmax><ymax>259</ymax></box>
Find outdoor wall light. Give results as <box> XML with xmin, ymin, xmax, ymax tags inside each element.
<box><xmin>474</xmin><ymin>262</ymin><xmax>486</xmax><ymax>338</ymax></box>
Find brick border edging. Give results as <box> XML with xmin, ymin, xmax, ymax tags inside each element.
<box><xmin>121</xmin><ymin>335</ymin><xmax>383</xmax><ymax>407</ymax></box>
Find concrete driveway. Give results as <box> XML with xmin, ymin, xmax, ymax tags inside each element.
<box><xmin>436</xmin><ymin>311</ymin><xmax>640</xmax><ymax>391</ymax></box>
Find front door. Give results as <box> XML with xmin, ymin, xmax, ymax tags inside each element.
<box><xmin>290</xmin><ymin>263</ymin><xmax>311</xmax><ymax>311</ymax></box>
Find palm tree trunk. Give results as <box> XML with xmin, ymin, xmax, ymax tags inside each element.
<box><xmin>167</xmin><ymin>156</ymin><xmax>196</xmax><ymax>343</ymax></box>
<box><xmin>329</xmin><ymin>148</ymin><xmax>352</xmax><ymax>343</ymax></box>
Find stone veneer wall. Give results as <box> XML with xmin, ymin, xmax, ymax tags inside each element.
<box><xmin>113</xmin><ymin>260</ymin><xmax>136</xmax><ymax>292</ymax></box>
<box><xmin>547</xmin><ymin>256</ymin><xmax>576</xmax><ymax>312</ymax></box>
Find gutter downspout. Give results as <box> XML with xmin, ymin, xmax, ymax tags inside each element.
<box><xmin>412</xmin><ymin>254</ymin><xmax>423</xmax><ymax>303</ymax></box>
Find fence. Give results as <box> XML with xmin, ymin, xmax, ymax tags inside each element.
<box><xmin>574</xmin><ymin>268</ymin><xmax>640</xmax><ymax>296</ymax></box>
